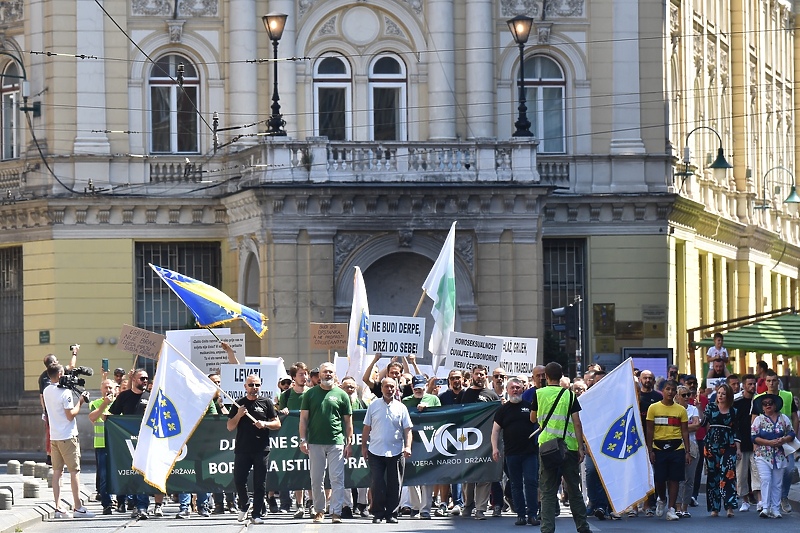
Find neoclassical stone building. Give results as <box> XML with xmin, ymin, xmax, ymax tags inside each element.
<box><xmin>0</xmin><ymin>0</ymin><xmax>799</xmax><ymax>449</ymax></box>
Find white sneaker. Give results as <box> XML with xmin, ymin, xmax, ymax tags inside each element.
<box><xmin>54</xmin><ymin>509</ymin><xmax>72</xmax><ymax>519</ymax></box>
<box><xmin>655</xmin><ymin>499</ymin><xmax>665</xmax><ymax>517</ymax></box>
<box><xmin>772</xmin><ymin>510</ymin><xmax>782</xmax><ymax>519</ymax></box>
<box><xmin>451</xmin><ymin>504</ymin><xmax>462</xmax><ymax>516</ymax></box>
<box><xmin>757</xmin><ymin>502</ymin><xmax>763</xmax><ymax>512</ymax></box>
<box><xmin>153</xmin><ymin>503</ymin><xmax>164</xmax><ymax>517</ymax></box>
<box><xmin>238</xmin><ymin>509</ymin><xmax>248</xmax><ymax>522</ymax></box>
<box><xmin>251</xmin><ymin>516</ymin><xmax>265</xmax><ymax>524</ymax></box>
<box><xmin>665</xmin><ymin>507</ymin><xmax>679</xmax><ymax>521</ymax></box>
<box><xmin>739</xmin><ymin>501</ymin><xmax>750</xmax><ymax>512</ymax></box>
<box><xmin>73</xmin><ymin>506</ymin><xmax>96</xmax><ymax>518</ymax></box>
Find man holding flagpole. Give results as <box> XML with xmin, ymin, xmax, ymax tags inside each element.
<box><xmin>227</xmin><ymin>373</ymin><xmax>281</xmax><ymax>524</ymax></box>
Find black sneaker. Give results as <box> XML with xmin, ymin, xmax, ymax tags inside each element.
<box><xmin>103</xmin><ymin>506</ymin><xmax>113</xmax><ymax>515</ymax></box>
<box><xmin>341</xmin><ymin>506</ymin><xmax>354</xmax><ymax>519</ymax></box>
<box><xmin>268</xmin><ymin>496</ymin><xmax>279</xmax><ymax>514</ymax></box>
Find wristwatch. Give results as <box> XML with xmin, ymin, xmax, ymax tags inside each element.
<box><xmin>299</xmin><ymin>437</ymin><xmax>307</xmax><ymax>444</ymax></box>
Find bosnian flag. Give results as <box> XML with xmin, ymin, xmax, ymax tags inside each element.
<box><xmin>346</xmin><ymin>266</ymin><xmax>370</xmax><ymax>380</ymax></box>
<box><xmin>579</xmin><ymin>358</ymin><xmax>654</xmax><ymax>512</ymax></box>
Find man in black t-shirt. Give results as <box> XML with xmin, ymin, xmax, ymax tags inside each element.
<box><xmin>732</xmin><ymin>374</ymin><xmax>759</xmax><ymax>511</ymax></box>
<box><xmin>491</xmin><ymin>378</ymin><xmax>540</xmax><ymax>525</ymax></box>
<box><xmin>461</xmin><ymin>365</ymin><xmax>500</xmax><ymax>519</ymax></box>
<box><xmin>227</xmin><ymin>373</ymin><xmax>280</xmax><ymax>524</ymax></box>
<box><xmin>108</xmin><ymin>368</ymin><xmax>157</xmax><ymax>518</ymax></box>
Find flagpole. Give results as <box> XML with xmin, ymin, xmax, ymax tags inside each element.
<box><xmin>412</xmin><ymin>289</ymin><xmax>427</xmax><ymax>318</ymax></box>
<box><xmin>204</xmin><ymin>326</ymin><xmax>222</xmax><ymax>343</ymax></box>
<box><xmin>163</xmin><ymin>340</ymin><xmax>258</xmax><ymax>424</ymax></box>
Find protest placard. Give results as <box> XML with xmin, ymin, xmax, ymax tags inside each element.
<box><xmin>117</xmin><ymin>325</ymin><xmax>165</xmax><ymax>360</ymax></box>
<box><xmin>220</xmin><ymin>358</ymin><xmax>285</xmax><ymax>404</ymax></box>
<box><xmin>446</xmin><ymin>332</ymin><xmax>503</xmax><ymax>371</ymax></box>
<box><xmin>309</xmin><ymin>322</ymin><xmax>348</xmax><ymax>351</ymax></box>
<box><xmin>189</xmin><ymin>333</ymin><xmax>246</xmax><ymax>374</ymax></box>
<box><xmin>368</xmin><ymin>314</ymin><xmax>425</xmax><ymax>357</ymax></box>
<box><xmin>491</xmin><ymin>335</ymin><xmax>539</xmax><ymax>375</ymax></box>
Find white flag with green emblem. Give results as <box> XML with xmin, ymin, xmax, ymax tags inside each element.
<box><xmin>423</xmin><ymin>221</ymin><xmax>457</xmax><ymax>372</ymax></box>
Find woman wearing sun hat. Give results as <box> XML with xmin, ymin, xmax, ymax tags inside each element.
<box><xmin>750</xmin><ymin>393</ymin><xmax>796</xmax><ymax>518</ymax></box>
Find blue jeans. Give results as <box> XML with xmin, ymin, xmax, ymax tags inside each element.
<box><xmin>781</xmin><ymin>452</ymin><xmax>795</xmax><ymax>499</ymax></box>
<box><xmin>136</xmin><ymin>494</ymin><xmax>149</xmax><ymax>511</ymax></box>
<box><xmin>94</xmin><ymin>448</ymin><xmax>112</xmax><ymax>508</ymax></box>
<box><xmin>585</xmin><ymin>454</ymin><xmax>609</xmax><ymax>513</ymax></box>
<box><xmin>451</xmin><ymin>483</ymin><xmax>463</xmax><ymax>506</ymax></box>
<box><xmin>179</xmin><ymin>492</ymin><xmax>210</xmax><ymax>512</ymax></box>
<box><xmin>506</xmin><ymin>453</ymin><xmax>539</xmax><ymax>519</ymax></box>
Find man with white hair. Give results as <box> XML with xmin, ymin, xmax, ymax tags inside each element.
<box><xmin>299</xmin><ymin>362</ymin><xmax>354</xmax><ymax>523</ymax></box>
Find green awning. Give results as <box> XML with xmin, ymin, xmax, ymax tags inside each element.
<box><xmin>695</xmin><ymin>313</ymin><xmax>800</xmax><ymax>355</ymax></box>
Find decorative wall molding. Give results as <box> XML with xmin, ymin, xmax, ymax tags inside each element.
<box><xmin>0</xmin><ymin>0</ymin><xmax>23</xmax><ymax>23</ymax></box>
<box><xmin>501</xmin><ymin>0</ymin><xmax>584</xmax><ymax>18</ymax></box>
<box><xmin>132</xmin><ymin>0</ymin><xmax>218</xmax><ymax>17</ymax></box>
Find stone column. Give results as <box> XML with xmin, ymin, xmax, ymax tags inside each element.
<box><xmin>465</xmin><ymin>0</ymin><xmax>494</xmax><ymax>138</ymax></box>
<box><xmin>426</xmin><ymin>0</ymin><xmax>456</xmax><ymax>140</ymax></box>
<box><xmin>609</xmin><ymin>0</ymin><xmax>646</xmax><ymax>155</ymax></box>
<box><xmin>229</xmin><ymin>0</ymin><xmax>259</xmax><ymax>144</ymax></box>
<box><xmin>73</xmin><ymin>0</ymin><xmax>110</xmax><ymax>153</ymax></box>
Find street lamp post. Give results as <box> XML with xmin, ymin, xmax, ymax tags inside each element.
<box><xmin>262</xmin><ymin>13</ymin><xmax>288</xmax><ymax>136</ymax></box>
<box><xmin>674</xmin><ymin>125</ymin><xmax>732</xmax><ymax>190</ymax></box>
<box><xmin>753</xmin><ymin>166</ymin><xmax>800</xmax><ymax>210</ymax></box>
<box><xmin>507</xmin><ymin>15</ymin><xmax>534</xmax><ymax>138</ymax></box>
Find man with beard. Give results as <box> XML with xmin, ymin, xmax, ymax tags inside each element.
<box><xmin>403</xmin><ymin>375</ymin><xmax>442</xmax><ymax>519</ymax></box>
<box><xmin>299</xmin><ymin>362</ymin><xmax>353</xmax><ymax>523</ymax></box>
<box><xmin>491</xmin><ymin>377</ymin><xmax>539</xmax><ymax>525</ymax></box>
<box><xmin>362</xmin><ymin>377</ymin><xmax>413</xmax><ymax>523</ymax></box>
<box><xmin>109</xmin><ymin>368</ymin><xmax>163</xmax><ymax>519</ymax></box>
<box><xmin>733</xmin><ymin>374</ymin><xmax>760</xmax><ymax>511</ymax></box>
<box><xmin>439</xmin><ymin>369</ymin><xmax>466</xmax><ymax>405</ymax></box>
<box><xmin>227</xmin><ymin>373</ymin><xmax>281</xmax><ymax>524</ymax></box>
<box><xmin>461</xmin><ymin>365</ymin><xmax>500</xmax><ymax>519</ymax></box>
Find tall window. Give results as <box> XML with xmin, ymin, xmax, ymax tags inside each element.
<box><xmin>543</xmin><ymin>239</ymin><xmax>585</xmax><ymax>375</ymax></box>
<box><xmin>135</xmin><ymin>242</ymin><xmax>220</xmax><ymax>369</ymax></box>
<box><xmin>314</xmin><ymin>55</ymin><xmax>351</xmax><ymax>140</ymax></box>
<box><xmin>1</xmin><ymin>63</ymin><xmax>20</xmax><ymax>160</ymax></box>
<box><xmin>150</xmin><ymin>55</ymin><xmax>199</xmax><ymax>154</ymax></box>
<box><xmin>521</xmin><ymin>56</ymin><xmax>565</xmax><ymax>153</ymax></box>
<box><xmin>369</xmin><ymin>55</ymin><xmax>406</xmax><ymax>141</ymax></box>
<box><xmin>0</xmin><ymin>246</ymin><xmax>23</xmax><ymax>407</ymax></box>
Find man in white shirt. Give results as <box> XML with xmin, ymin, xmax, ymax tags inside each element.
<box><xmin>361</xmin><ymin>377</ymin><xmax>413</xmax><ymax>523</ymax></box>
<box><xmin>42</xmin><ymin>364</ymin><xmax>95</xmax><ymax>519</ymax></box>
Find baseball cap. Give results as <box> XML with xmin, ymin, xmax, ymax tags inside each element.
<box><xmin>113</xmin><ymin>368</ymin><xmax>125</xmax><ymax>376</ymax></box>
<box><xmin>412</xmin><ymin>375</ymin><xmax>426</xmax><ymax>389</ymax></box>
<box><xmin>310</xmin><ymin>367</ymin><xmax>320</xmax><ymax>375</ymax></box>
<box><xmin>279</xmin><ymin>376</ymin><xmax>292</xmax><ymax>384</ymax></box>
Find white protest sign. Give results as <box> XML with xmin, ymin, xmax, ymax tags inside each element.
<box><xmin>190</xmin><ymin>333</ymin><xmax>246</xmax><ymax>375</ymax></box>
<box><xmin>220</xmin><ymin>357</ymin><xmax>285</xmax><ymax>404</ymax></box>
<box><xmin>165</xmin><ymin>328</ymin><xmax>230</xmax><ymax>362</ymax></box>
<box><xmin>491</xmin><ymin>335</ymin><xmax>539</xmax><ymax>375</ymax></box>
<box><xmin>446</xmin><ymin>332</ymin><xmax>503</xmax><ymax>371</ymax></box>
<box><xmin>368</xmin><ymin>314</ymin><xmax>425</xmax><ymax>357</ymax></box>
<box><xmin>334</xmin><ymin>352</ymin><xmax>349</xmax><ymax>380</ymax></box>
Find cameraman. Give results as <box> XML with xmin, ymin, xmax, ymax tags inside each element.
<box><xmin>42</xmin><ymin>363</ymin><xmax>95</xmax><ymax>518</ymax></box>
<box><xmin>39</xmin><ymin>345</ymin><xmax>78</xmax><ymax>465</ymax></box>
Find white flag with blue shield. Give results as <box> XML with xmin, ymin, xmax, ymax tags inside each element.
<box><xmin>580</xmin><ymin>358</ymin><xmax>654</xmax><ymax>512</ymax></box>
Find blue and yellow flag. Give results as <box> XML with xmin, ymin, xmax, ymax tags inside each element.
<box><xmin>132</xmin><ymin>341</ymin><xmax>218</xmax><ymax>493</ymax></box>
<box><xmin>150</xmin><ymin>263</ymin><xmax>268</xmax><ymax>337</ymax></box>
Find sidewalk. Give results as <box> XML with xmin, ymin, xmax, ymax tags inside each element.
<box><xmin>0</xmin><ymin>457</ymin><xmax>93</xmax><ymax>533</ymax></box>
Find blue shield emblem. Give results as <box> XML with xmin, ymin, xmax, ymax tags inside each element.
<box><xmin>145</xmin><ymin>389</ymin><xmax>181</xmax><ymax>438</ymax></box>
<box><xmin>600</xmin><ymin>406</ymin><xmax>642</xmax><ymax>460</ymax></box>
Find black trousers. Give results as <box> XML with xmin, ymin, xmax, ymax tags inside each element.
<box><xmin>368</xmin><ymin>451</ymin><xmax>405</xmax><ymax>519</ymax></box>
<box><xmin>234</xmin><ymin>451</ymin><xmax>269</xmax><ymax>518</ymax></box>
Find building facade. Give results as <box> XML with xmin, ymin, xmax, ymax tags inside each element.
<box><xmin>0</xmin><ymin>0</ymin><xmax>798</xmax><ymax>450</ymax></box>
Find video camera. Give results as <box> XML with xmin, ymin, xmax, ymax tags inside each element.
<box><xmin>58</xmin><ymin>365</ymin><xmax>94</xmax><ymax>394</ymax></box>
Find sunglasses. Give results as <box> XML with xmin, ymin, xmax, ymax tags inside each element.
<box><xmin>138</xmin><ymin>377</ymin><xmax>149</xmax><ymax>381</ymax></box>
<box><xmin>762</xmin><ymin>401</ymin><xmax>774</xmax><ymax>406</ymax></box>
<box><xmin>680</xmin><ymin>393</ymin><xmax>691</xmax><ymax>398</ymax></box>
<box><xmin>247</xmin><ymin>383</ymin><xmax>261</xmax><ymax>388</ymax></box>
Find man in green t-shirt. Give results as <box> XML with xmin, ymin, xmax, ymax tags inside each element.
<box><xmin>299</xmin><ymin>362</ymin><xmax>353</xmax><ymax>523</ymax></box>
<box><xmin>403</xmin><ymin>375</ymin><xmax>441</xmax><ymax>519</ymax></box>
